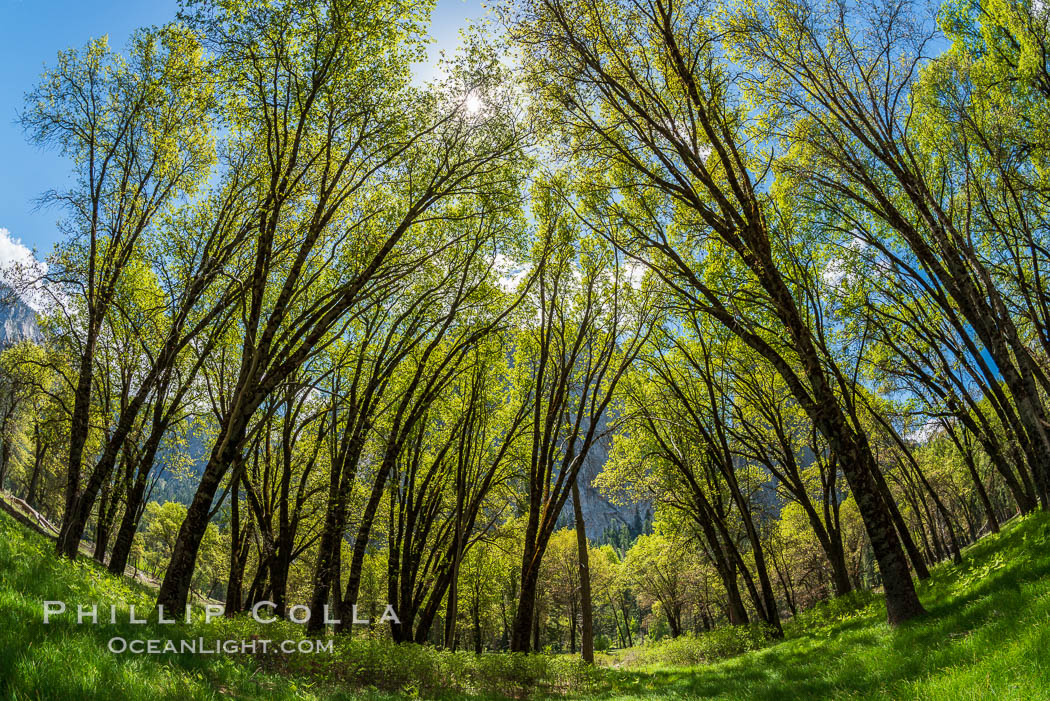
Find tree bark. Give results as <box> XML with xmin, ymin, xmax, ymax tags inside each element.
<box><xmin>92</xmin><ymin>473</ymin><xmax>122</xmax><ymax>564</ymax></box>
<box><xmin>225</xmin><ymin>470</ymin><xmax>252</xmax><ymax>616</ymax></box>
<box><xmin>571</xmin><ymin>481</ymin><xmax>594</xmax><ymax>663</ymax></box>
<box><xmin>868</xmin><ymin>459</ymin><xmax>931</xmax><ymax>579</ymax></box>
<box><xmin>0</xmin><ymin>427</ymin><xmax>11</xmax><ymax>491</ymax></box>
<box><xmin>306</xmin><ymin>423</ymin><xmax>366</xmax><ymax>633</ymax></box>
<box><xmin>57</xmin><ymin>328</ymin><xmax>99</xmax><ymax>557</ymax></box>
<box><xmin>946</xmin><ymin>424</ymin><xmax>1000</xmax><ymax>534</ymax></box>
<box><xmin>156</xmin><ymin>416</ymin><xmax>245</xmax><ymax>613</ymax></box>
<box><xmin>26</xmin><ymin>424</ymin><xmax>46</xmax><ymax>509</ymax></box>
<box><xmin>338</xmin><ymin>456</ymin><xmax>393</xmax><ymax>632</ymax></box>
<box><xmin>511</xmin><ymin>542</ymin><xmax>542</xmax><ymax>652</ymax></box>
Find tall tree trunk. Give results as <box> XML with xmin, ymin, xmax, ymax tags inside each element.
<box><xmin>869</xmin><ymin>459</ymin><xmax>931</xmax><ymax>579</ymax></box>
<box><xmin>472</xmin><ymin>600</ymin><xmax>482</xmax><ymax>654</ymax></box>
<box><xmin>413</xmin><ymin>566</ymin><xmax>455</xmax><ymax>644</ymax></box>
<box><xmin>108</xmin><ymin>486</ymin><xmax>144</xmax><ymax>575</ymax></box>
<box><xmin>444</xmin><ymin>561</ymin><xmax>459</xmax><ymax>650</ymax></box>
<box><xmin>444</xmin><ymin>496</ymin><xmax>464</xmax><ymax>650</ymax></box>
<box><xmin>667</xmin><ymin>606</ymin><xmax>682</xmax><ymax>638</ymax></box>
<box><xmin>156</xmin><ymin>419</ymin><xmax>245</xmax><ymax>613</ymax></box>
<box><xmin>108</xmin><ymin>456</ymin><xmax>156</xmax><ymax>576</ymax></box>
<box><xmin>571</xmin><ymin>481</ymin><xmax>594</xmax><ymax>663</ymax></box>
<box><xmin>608</xmin><ymin>594</ymin><xmax>626</xmax><ymax>647</ymax></box>
<box><xmin>532</xmin><ymin>600</ymin><xmax>541</xmax><ymax>651</ymax></box>
<box><xmin>270</xmin><ymin>506</ymin><xmax>294</xmax><ymax>616</ymax></box>
<box><xmin>58</xmin><ymin>326</ymin><xmax>99</xmax><ymax>557</ymax></box>
<box><xmin>907</xmin><ymin>473</ymin><xmax>945</xmax><ymax>562</ymax></box>
<box><xmin>797</xmin><ymin>497</ymin><xmax>851</xmax><ymax>596</ymax></box>
<box><xmin>59</xmin><ymin>330</ymin><xmax>164</xmax><ymax>558</ymax></box>
<box><xmin>906</xmin><ymin>458</ymin><xmax>962</xmax><ymax>563</ymax></box>
<box><xmin>305</xmin><ymin>432</ymin><xmax>362</xmax><ymax>632</ymax></box>
<box><xmin>511</xmin><ymin>543</ymin><xmax>542</xmax><ymax>652</ymax></box>
<box><xmin>92</xmin><ymin>475</ymin><xmax>121</xmax><ymax>564</ymax></box>
<box><xmin>826</xmin><ymin>535</ymin><xmax>852</xmax><ymax>597</ymax></box>
<box><xmin>732</xmin><ymin>502</ymin><xmax>781</xmax><ymax>635</ymax></box>
<box><xmin>225</xmin><ymin>474</ymin><xmax>250</xmax><ymax>616</ymax></box>
<box><xmin>0</xmin><ymin>427</ymin><xmax>11</xmax><ymax>491</ymax></box>
<box><xmin>338</xmin><ymin>457</ymin><xmax>393</xmax><ymax>633</ymax></box>
<box><xmin>966</xmin><ymin>458</ymin><xmax>999</xmax><ymax>534</ymax></box>
<box><xmin>835</xmin><ymin>436</ymin><xmax>926</xmax><ymax>624</ymax></box>
<box><xmin>569</xmin><ymin>599</ymin><xmax>577</xmax><ymax>653</ymax></box>
<box><xmin>244</xmin><ymin>557</ymin><xmax>271</xmax><ymax>612</ymax></box>
<box><xmin>26</xmin><ymin>422</ymin><xmax>46</xmax><ymax>509</ymax></box>
<box><xmin>948</xmin><ymin>427</ymin><xmax>1000</xmax><ymax>534</ymax></box>
<box><xmin>620</xmin><ymin>597</ymin><xmax>633</xmax><ymax>647</ymax></box>
<box><xmin>305</xmin><ymin>491</ymin><xmax>344</xmax><ymax>633</ymax></box>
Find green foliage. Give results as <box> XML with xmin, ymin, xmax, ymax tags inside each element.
<box><xmin>0</xmin><ymin>509</ymin><xmax>313</xmax><ymax>700</ymax></box>
<box><xmin>0</xmin><ymin>508</ymin><xmax>601</xmax><ymax>699</ymax></box>
<box><xmin>8</xmin><ymin>0</ymin><xmax>1050</xmax><ymax>696</ymax></box>
<box><xmin>5</xmin><ymin>506</ymin><xmax>1050</xmax><ymax>698</ymax></box>
<box><xmin>272</xmin><ymin>639</ymin><xmax>601</xmax><ymax>698</ymax></box>
<box><xmin>603</xmin><ymin>623</ymin><xmax>772</xmax><ymax>668</ymax></box>
<box><xmin>781</xmin><ymin>589</ymin><xmax>883</xmax><ymax>640</ymax></box>
<box><xmin>139</xmin><ymin>501</ymin><xmax>224</xmax><ymax>595</ymax></box>
<box><xmin>596</xmin><ymin>512</ymin><xmax>1050</xmax><ymax>699</ymax></box>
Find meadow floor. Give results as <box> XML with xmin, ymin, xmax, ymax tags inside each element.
<box><xmin>1</xmin><ymin>505</ymin><xmax>1049</xmax><ymax>699</ymax></box>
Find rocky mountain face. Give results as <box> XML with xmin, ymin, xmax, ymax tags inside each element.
<box><xmin>560</xmin><ymin>418</ymin><xmax>654</xmax><ymax>547</ymax></box>
<box><xmin>574</xmin><ymin>431</ymin><xmax>653</xmax><ymax>545</ymax></box>
<box><xmin>0</xmin><ymin>290</ymin><xmax>41</xmax><ymax>346</ymax></box>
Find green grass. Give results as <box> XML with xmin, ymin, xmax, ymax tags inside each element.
<box><xmin>2</xmin><ymin>508</ymin><xmax>1050</xmax><ymax>699</ymax></box>
<box><xmin>0</xmin><ymin>509</ymin><xmax>589</xmax><ymax>700</ymax></box>
<box><xmin>0</xmin><ymin>507</ymin><xmax>334</xmax><ymax>700</ymax></box>
<box><xmin>589</xmin><ymin>512</ymin><xmax>1050</xmax><ymax>700</ymax></box>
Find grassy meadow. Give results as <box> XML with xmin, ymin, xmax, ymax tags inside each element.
<box><xmin>1</xmin><ymin>507</ymin><xmax>1048</xmax><ymax>699</ymax></box>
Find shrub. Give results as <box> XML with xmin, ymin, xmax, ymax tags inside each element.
<box><xmin>783</xmin><ymin>589</ymin><xmax>882</xmax><ymax>639</ymax></box>
<box><xmin>265</xmin><ymin>635</ymin><xmax>601</xmax><ymax>699</ymax></box>
<box><xmin>606</xmin><ymin>623</ymin><xmax>772</xmax><ymax>668</ymax></box>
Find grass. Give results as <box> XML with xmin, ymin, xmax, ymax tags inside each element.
<box><xmin>0</xmin><ymin>506</ymin><xmax>325</xmax><ymax>700</ymax></box>
<box><xmin>0</xmin><ymin>507</ymin><xmax>592</xmax><ymax>700</ymax></box>
<box><xmin>1</xmin><ymin>507</ymin><xmax>1049</xmax><ymax>699</ymax></box>
<box><xmin>589</xmin><ymin>512</ymin><xmax>1050</xmax><ymax>700</ymax></box>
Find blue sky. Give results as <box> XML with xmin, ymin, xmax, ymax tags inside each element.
<box><xmin>0</xmin><ymin>0</ymin><xmax>484</xmax><ymax>266</ymax></box>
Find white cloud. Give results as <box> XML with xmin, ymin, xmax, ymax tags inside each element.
<box><xmin>0</xmin><ymin>227</ymin><xmax>50</xmax><ymax>311</ymax></box>
<box><xmin>822</xmin><ymin>232</ymin><xmax>868</xmax><ymax>288</ymax></box>
<box><xmin>624</xmin><ymin>258</ymin><xmax>646</xmax><ymax>290</ymax></box>
<box><xmin>822</xmin><ymin>257</ymin><xmax>846</xmax><ymax>287</ymax></box>
<box><xmin>493</xmin><ymin>253</ymin><xmax>530</xmax><ymax>293</ymax></box>
<box><xmin>905</xmin><ymin>416</ymin><xmax>941</xmax><ymax>444</ymax></box>
<box><xmin>0</xmin><ymin>228</ymin><xmax>38</xmax><ymax>269</ymax></box>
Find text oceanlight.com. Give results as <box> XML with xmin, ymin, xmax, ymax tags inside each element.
<box><xmin>107</xmin><ymin>638</ymin><xmax>333</xmax><ymax>655</ymax></box>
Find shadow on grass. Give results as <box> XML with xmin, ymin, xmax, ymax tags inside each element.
<box><xmin>579</xmin><ymin>513</ymin><xmax>1050</xmax><ymax>700</ymax></box>
<box><xmin>4</xmin><ymin>507</ymin><xmax>1050</xmax><ymax>700</ymax></box>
